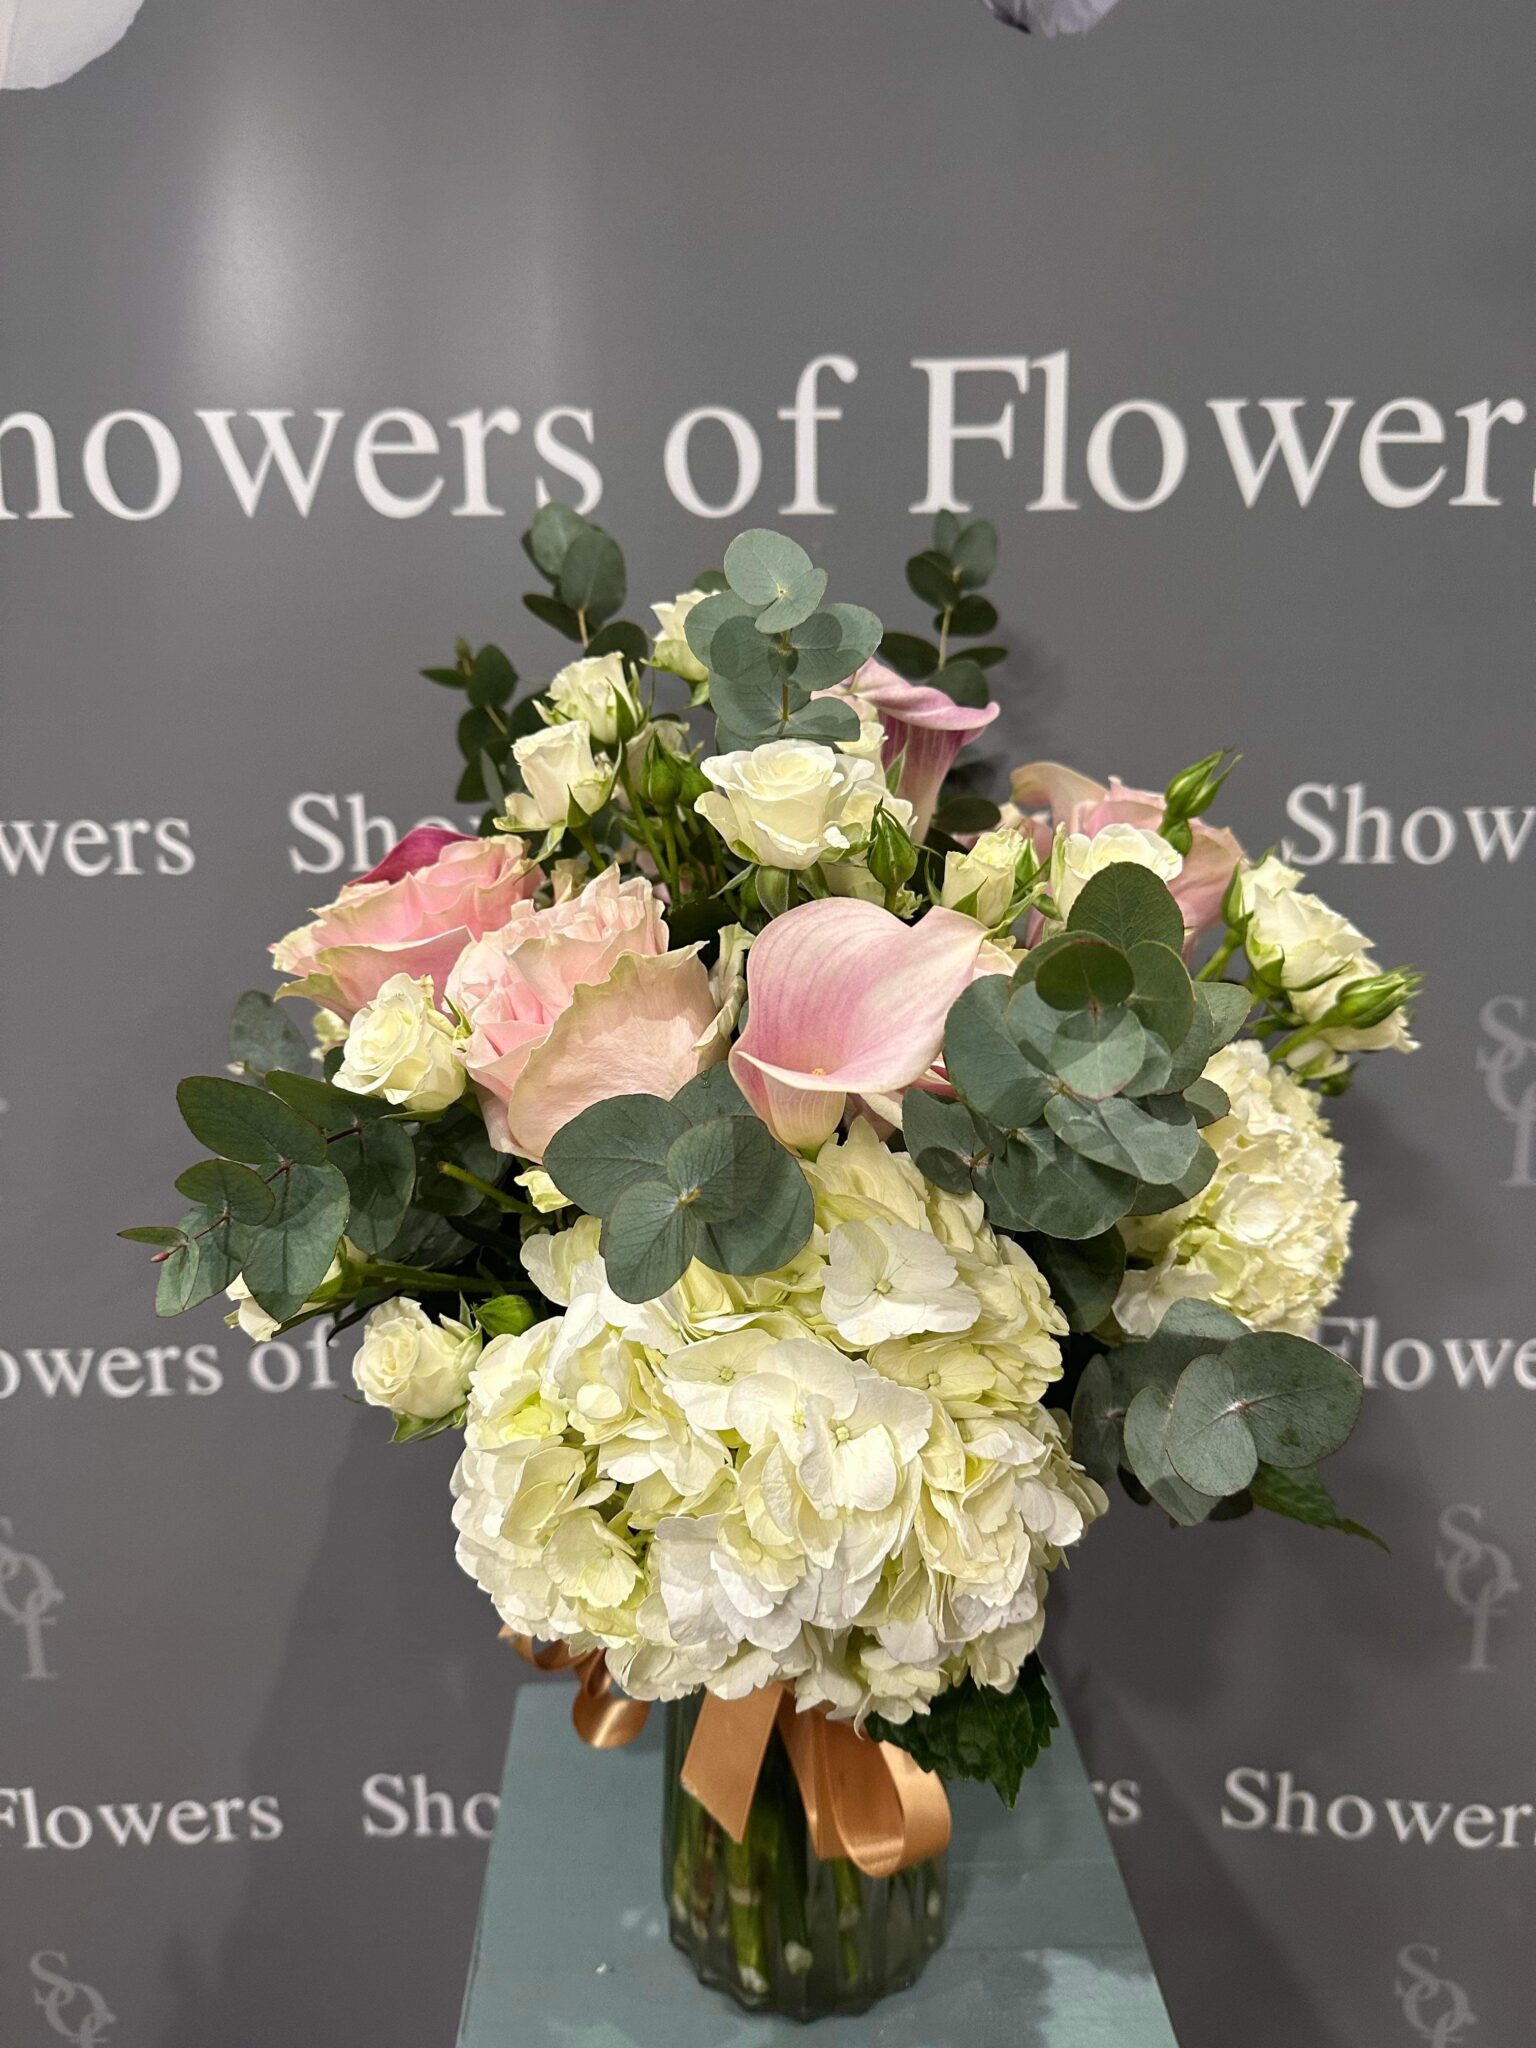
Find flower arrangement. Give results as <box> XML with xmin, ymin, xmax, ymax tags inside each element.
<box><xmin>126</xmin><ymin>504</ymin><xmax>1417</xmax><ymax>2015</ymax></box>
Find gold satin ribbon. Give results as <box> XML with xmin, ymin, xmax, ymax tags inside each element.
<box><xmin>505</xmin><ymin>1639</ymin><xmax>950</xmax><ymax>1876</ymax></box>
<box><xmin>682</xmin><ymin>1686</ymin><xmax>951</xmax><ymax>1878</ymax></box>
<box><xmin>502</xmin><ymin>1630</ymin><xmax>651</xmax><ymax>1749</ymax></box>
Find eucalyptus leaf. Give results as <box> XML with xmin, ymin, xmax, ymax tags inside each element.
<box><xmin>173</xmin><ymin>1158</ymin><xmax>275</xmax><ymax>1223</ymax></box>
<box><xmin>543</xmin><ymin>1094</ymin><xmax>692</xmax><ymax>1218</ymax></box>
<box><xmin>1164</xmin><ymin>1353</ymin><xmax>1260</xmax><ymax>1496</ymax></box>
<box><xmin>1223</xmin><ymin>1331</ymin><xmax>1365</xmax><ymax>1469</ymax></box>
<box><xmin>723</xmin><ymin>529</ymin><xmax>813</xmax><ymax>608</ymax></box>
<box><xmin>177</xmin><ymin>1076</ymin><xmax>325</xmax><ymax>1168</ymax></box>
<box><xmin>906</xmin><ymin>550</ymin><xmax>959</xmax><ymax>610</ymax></box>
<box><xmin>521</xmin><ymin>591</ymin><xmax>584</xmax><ymax>641</ymax></box>
<box><xmin>466</xmin><ymin>644</ymin><xmax>517</xmax><ymax>709</ymax></box>
<box><xmin>1034</xmin><ymin>936</ymin><xmax>1135</xmax><ymax>1012</ymax></box>
<box><xmin>1067</xmin><ymin>866</ymin><xmax>1185</xmax><ymax>956</ymax></box>
<box><xmin>952</xmin><ymin>520</ymin><xmax>998</xmax><ymax>589</ymax></box>
<box><xmin>238</xmin><ymin>1160</ymin><xmax>350</xmax><ymax>1323</ymax></box>
<box><xmin>877</xmin><ymin>631</ymin><xmax>939</xmax><ymax>680</ymax></box>
<box><xmin>1096</xmin><ymin>1094</ymin><xmax>1204</xmax><ymax>1184</ymax></box>
<box><xmin>697</xmin><ymin>1141</ymin><xmax>814</xmax><ymax>1277</ymax></box>
<box><xmin>1052</xmin><ymin>1005</ymin><xmax>1147</xmax><ymax>1100</ymax></box>
<box><xmin>755</xmin><ymin>566</ymin><xmax>828</xmax><ymax>634</ymax></box>
<box><xmin>948</xmin><ymin>593</ymin><xmax>998</xmax><ymax>636</ymax></box>
<box><xmin>683</xmin><ymin>589</ymin><xmax>756</xmax><ymax>668</ymax></box>
<box><xmin>672</xmin><ymin>1065</ymin><xmax>752</xmax><ymax>1121</ymax></box>
<box><xmin>787</xmin><ymin>604</ymin><xmax>882</xmax><ymax>689</ymax></box>
<box><xmin>601</xmin><ymin>1178</ymin><xmax>695</xmax><ymax>1303</ymax></box>
<box><xmin>930</xmin><ymin>658</ymin><xmax>989</xmax><ymax>709</ymax></box>
<box><xmin>523</xmin><ymin>501</ymin><xmax>587</xmax><ymax>581</ymax></box>
<box><xmin>665</xmin><ymin>1118</ymin><xmax>757</xmax><ymax>1222</ymax></box>
<box><xmin>326</xmin><ymin>1115</ymin><xmax>415</xmax><ymax>1256</ymax></box>
<box><xmin>989</xmin><ymin>1131</ymin><xmax>1136</xmax><ymax>1240</ymax></box>
<box><xmin>229</xmin><ymin>990</ymin><xmax>309</xmax><ymax>1081</ymax></box>
<box><xmin>1023</xmin><ymin>1228</ymin><xmax>1126</xmax><ymax>1335</ymax></box>
<box><xmin>1123</xmin><ymin>1384</ymin><xmax>1222</xmax><ymax>1525</ymax></box>
<box><xmin>557</xmin><ymin>527</ymin><xmax>626</xmax><ymax>627</ymax></box>
<box><xmin>1184</xmin><ymin>1077</ymin><xmax>1231</xmax><ymax>1126</ymax></box>
<box><xmin>1069</xmin><ymin>1354</ymin><xmax>1126</xmax><ymax>1484</ymax></box>
<box><xmin>1127</xmin><ymin>941</ymin><xmax>1195</xmax><ymax>1049</ymax></box>
<box><xmin>944</xmin><ymin>977</ymin><xmax>1053</xmax><ymax>1129</ymax></box>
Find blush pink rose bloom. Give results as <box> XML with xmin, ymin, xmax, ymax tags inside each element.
<box><xmin>842</xmin><ymin>660</ymin><xmax>1001</xmax><ymax>839</ymax></box>
<box><xmin>273</xmin><ymin>833</ymin><xmax>542</xmax><ymax>1019</ymax></box>
<box><xmin>447</xmin><ymin>867</ymin><xmax>722</xmax><ymax>1159</ymax></box>
<box><xmin>729</xmin><ymin>897</ymin><xmax>988</xmax><ymax>1149</ymax></box>
<box><xmin>1010</xmin><ymin>761</ymin><xmax>1244</xmax><ymax>941</ymax></box>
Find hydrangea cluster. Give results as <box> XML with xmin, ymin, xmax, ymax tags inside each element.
<box><xmin>1115</xmin><ymin>1040</ymin><xmax>1355</xmax><ymax>1338</ymax></box>
<box><xmin>452</xmin><ymin>1119</ymin><xmax>1105</xmax><ymax>1725</ymax></box>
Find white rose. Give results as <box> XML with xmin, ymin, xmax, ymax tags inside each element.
<box><xmin>225</xmin><ymin>1252</ymin><xmax>344</xmax><ymax>1342</ymax></box>
<box><xmin>499</xmin><ymin>722</ymin><xmax>615</xmax><ymax>832</ymax></box>
<box><xmin>939</xmin><ymin>826</ymin><xmax>1030</xmax><ymax>928</ymax></box>
<box><xmin>650</xmin><ymin>590</ymin><xmax>709</xmax><ymax>684</ymax></box>
<box><xmin>515</xmin><ymin>1168</ymin><xmax>571</xmax><ymax>1214</ymax></box>
<box><xmin>838</xmin><ymin>716</ymin><xmax>888</xmax><ymax>768</ymax></box>
<box><xmin>542</xmin><ymin>653</ymin><xmax>640</xmax><ymax>746</ymax></box>
<box><xmin>1049</xmin><ymin>821</ymin><xmax>1183</xmax><ymax>919</ymax></box>
<box><xmin>1235</xmin><ymin>855</ymin><xmax>1371</xmax><ymax>991</ymax></box>
<box><xmin>334</xmin><ymin>973</ymin><xmax>465</xmax><ymax>1113</ymax></box>
<box><xmin>696</xmin><ymin>742</ymin><xmax>882</xmax><ymax>872</ymax></box>
<box><xmin>310</xmin><ymin>1008</ymin><xmax>348</xmax><ymax>1058</ymax></box>
<box><xmin>353</xmin><ymin>1298</ymin><xmax>482</xmax><ymax>1420</ymax></box>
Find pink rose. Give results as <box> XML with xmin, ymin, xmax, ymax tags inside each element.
<box><xmin>448</xmin><ymin>867</ymin><xmax>721</xmax><ymax>1159</ymax></box>
<box><xmin>842</xmin><ymin>660</ymin><xmax>1001</xmax><ymax>840</ymax></box>
<box><xmin>273</xmin><ymin>834</ymin><xmax>542</xmax><ymax>1019</ymax></box>
<box><xmin>1010</xmin><ymin>760</ymin><xmax>1243</xmax><ymax>941</ymax></box>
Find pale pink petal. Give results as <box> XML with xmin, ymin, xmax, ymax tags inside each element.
<box><xmin>847</xmin><ymin>661</ymin><xmax>1001</xmax><ymax>838</ymax></box>
<box><xmin>1008</xmin><ymin>760</ymin><xmax>1106</xmax><ymax>825</ymax></box>
<box><xmin>729</xmin><ymin>900</ymin><xmax>985</xmax><ymax>1145</ymax></box>
<box><xmin>1171</xmin><ymin>823</ymin><xmax>1244</xmax><ymax>941</ymax></box>
<box><xmin>502</xmin><ymin>950</ymin><xmax>721</xmax><ymax>1160</ymax></box>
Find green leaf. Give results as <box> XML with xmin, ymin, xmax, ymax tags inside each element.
<box><xmin>543</xmin><ymin>1094</ymin><xmax>692</xmax><ymax>1218</ymax></box>
<box><xmin>944</xmin><ymin>977</ymin><xmax>1052</xmax><ymax>1130</ymax></box>
<box><xmin>326</xmin><ymin>1114</ymin><xmax>414</xmax><ymax>1256</ymax></box>
<box><xmin>153</xmin><ymin>1217</ymin><xmax>204</xmax><ymax>1317</ymax></box>
<box><xmin>697</xmin><ymin>1140</ymin><xmax>814</xmax><ymax>1277</ymax></box>
<box><xmin>177</xmin><ymin>1076</ymin><xmax>325</xmax><ymax>1167</ymax></box>
<box><xmin>466</xmin><ymin>643</ymin><xmax>517</xmax><ymax>708</ymax></box>
<box><xmin>1095</xmin><ymin>1095</ymin><xmax>1204</xmax><ymax>1185</ymax></box>
<box><xmin>411</xmin><ymin>1104</ymin><xmax>505</xmax><ymax>1218</ymax></box>
<box><xmin>684</xmin><ymin>589</ymin><xmax>756</xmax><ymax>670</ymax></box>
<box><xmin>476</xmin><ymin>1296</ymin><xmax>539</xmax><ymax>1339</ymax></box>
<box><xmin>1127</xmin><ymin>941</ymin><xmax>1195</xmax><ymax>1049</ymax></box>
<box><xmin>664</xmin><ymin>1118</ymin><xmax>757</xmax><ymax>1222</ymax></box>
<box><xmin>1070</xmin><ymin>1354</ymin><xmax>1126</xmax><ymax>1484</ymax></box>
<box><xmin>931</xmin><ymin>794</ymin><xmax>1002</xmax><ymax>838</ymax></box>
<box><xmin>906</xmin><ymin>550</ymin><xmax>959</xmax><ymax>610</ymax></box>
<box><xmin>671</xmin><ymin>1065</ymin><xmax>752</xmax><ymax>1121</ymax></box>
<box><xmin>1164</xmin><ymin>1353</ymin><xmax>1260</xmax><ymax>1496</ymax></box>
<box><xmin>420</xmin><ymin>664</ymin><xmax>469</xmax><ymax>689</ymax></box>
<box><xmin>947</xmin><ymin>593</ymin><xmax>998</xmax><ymax>636</ymax></box>
<box><xmin>229</xmin><ymin>990</ymin><xmax>309</xmax><ymax>1081</ymax></box>
<box><xmin>522</xmin><ymin>501</ymin><xmax>587</xmax><ymax>581</ymax></box>
<box><xmin>787</xmin><ymin>605</ymin><xmax>882</xmax><ymax>689</ymax></box>
<box><xmin>1184</xmin><ymin>1077</ymin><xmax>1231</xmax><ymax>1126</ymax></box>
<box><xmin>1124</xmin><ymin>1140</ymin><xmax>1217</xmax><ymax>1215</ymax></box>
<box><xmin>1023</xmin><ymin>1228</ymin><xmax>1125</xmax><ymax>1335</ymax></box>
<box><xmin>1222</xmin><ymin>1331</ymin><xmax>1365</xmax><ymax>1469</ymax></box>
<box><xmin>1052</xmin><ymin>1005</ymin><xmax>1147</xmax><ymax>1100</ymax></box>
<box><xmin>1115</xmin><ymin>1298</ymin><xmax>1249</xmax><ymax>1398</ymax></box>
<box><xmin>877</xmin><ymin>631</ymin><xmax>939</xmax><ymax>681</ymax></box>
<box><xmin>1122</xmin><ymin>1384</ymin><xmax>1222</xmax><ymax>1525</ymax></box>
<box><xmin>238</xmin><ymin>1160</ymin><xmax>350</xmax><ymax>1323</ymax></box>
<box><xmin>902</xmin><ymin>1090</ymin><xmax>985</xmax><ymax>1191</ymax></box>
<box><xmin>557</xmin><ymin>528</ymin><xmax>626</xmax><ymax>627</ymax></box>
<box><xmin>964</xmin><ymin>644</ymin><xmax>1008</xmax><ymax>671</ymax></box>
<box><xmin>1067</xmin><ymin>866</ymin><xmax>1185</xmax><ymax>956</ymax></box>
<box><xmin>119</xmin><ymin>1224</ymin><xmax>185</xmax><ymax>1247</ymax></box>
<box><xmin>755</xmin><ymin>566</ymin><xmax>828</xmax><ymax>634</ymax></box>
<box><xmin>868</xmin><ymin>1661</ymin><xmax>1056</xmax><ymax>1809</ymax></box>
<box><xmin>522</xmin><ymin>591</ymin><xmax>584</xmax><ymax>641</ymax></box>
<box><xmin>1249</xmin><ymin>1463</ymin><xmax>1387</xmax><ymax>1549</ymax></box>
<box><xmin>390</xmin><ymin>1405</ymin><xmax>467</xmax><ymax>1445</ymax></box>
<box><xmin>601</xmin><ymin>1178</ymin><xmax>695</xmax><ymax>1304</ymax></box>
<box><xmin>930</xmin><ymin>658</ymin><xmax>989</xmax><ymax>709</ymax></box>
<box><xmin>264</xmin><ymin>1070</ymin><xmax>391</xmax><ymax>1129</ymax></box>
<box><xmin>1034</xmin><ymin>936</ymin><xmax>1135</xmax><ymax>1012</ymax></box>
<box><xmin>987</xmin><ymin>1132</ymin><xmax>1136</xmax><ymax>1240</ymax></box>
<box><xmin>931</xmin><ymin>511</ymin><xmax>962</xmax><ymax>554</ymax></box>
<box><xmin>585</xmin><ymin>619</ymin><xmax>649</xmax><ymax>666</ymax></box>
<box><xmin>723</xmin><ymin>529</ymin><xmax>813</xmax><ymax>608</ymax></box>
<box><xmin>1165</xmin><ymin>982</ymin><xmax>1252</xmax><ymax>1093</ymax></box>
<box><xmin>952</xmin><ymin>520</ymin><xmax>998</xmax><ymax>590</ymax></box>
<box><xmin>781</xmin><ymin>698</ymin><xmax>861</xmax><ymax>746</ymax></box>
<box><xmin>173</xmin><ymin>1158</ymin><xmax>275</xmax><ymax>1223</ymax></box>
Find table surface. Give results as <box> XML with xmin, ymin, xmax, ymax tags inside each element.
<box><xmin>459</xmin><ymin>1681</ymin><xmax>1181</xmax><ymax>2047</ymax></box>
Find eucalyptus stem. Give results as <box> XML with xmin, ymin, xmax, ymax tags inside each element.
<box><xmin>357</xmin><ymin>1260</ymin><xmax>498</xmax><ymax>1295</ymax></box>
<box><xmin>1196</xmin><ymin>932</ymin><xmax>1241</xmax><ymax>982</ymax></box>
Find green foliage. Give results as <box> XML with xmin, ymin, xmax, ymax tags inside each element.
<box><xmin>390</xmin><ymin>1404</ymin><xmax>468</xmax><ymax>1445</ymax></box>
<box><xmin>934</xmin><ymin>871</ymin><xmax>1232</xmax><ymax>1243</ymax></box>
<box><xmin>1248</xmin><ymin>1462</ymin><xmax>1387</xmax><ymax>1549</ymax></box>
<box><xmin>543</xmin><ymin>1085</ymin><xmax>814</xmax><ymax>1304</ymax></box>
<box><xmin>475</xmin><ymin>1295</ymin><xmax>539</xmax><ymax>1339</ymax></box>
<box><xmin>228</xmin><ymin>989</ymin><xmax>309</xmax><ymax>1081</ymax></box>
<box><xmin>685</xmin><ymin>529</ymin><xmax>880</xmax><ymax>752</ymax></box>
<box><xmin>868</xmin><ymin>1660</ymin><xmax>1058</xmax><ymax>1808</ymax></box>
<box><xmin>880</xmin><ymin>511</ymin><xmax>1005</xmax><ymax>713</ymax></box>
<box><xmin>1071</xmin><ymin>1301</ymin><xmax>1366</xmax><ymax>1529</ymax></box>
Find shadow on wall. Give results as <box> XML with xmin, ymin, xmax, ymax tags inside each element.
<box><xmin>157</xmin><ymin>1423</ymin><xmax>525</xmax><ymax>2048</ymax></box>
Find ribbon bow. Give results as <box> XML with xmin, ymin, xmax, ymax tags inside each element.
<box><xmin>506</xmin><ymin>1635</ymin><xmax>950</xmax><ymax>1878</ymax></box>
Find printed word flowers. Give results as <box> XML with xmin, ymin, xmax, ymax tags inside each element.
<box><xmin>127</xmin><ymin>499</ymin><xmax>1418</xmax><ymax>1811</ymax></box>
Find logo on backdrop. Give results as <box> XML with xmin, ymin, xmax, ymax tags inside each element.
<box><xmin>0</xmin><ymin>1516</ymin><xmax>62</xmax><ymax>1681</ymax></box>
<box><xmin>29</xmin><ymin>1952</ymin><xmax>115</xmax><ymax>2047</ymax></box>
<box><xmin>1478</xmin><ymin>997</ymin><xmax>1536</xmax><ymax>1188</ymax></box>
<box><xmin>1435</xmin><ymin>1507</ymin><xmax>1518</xmax><ymax>1673</ymax></box>
<box><xmin>1394</xmin><ymin>1946</ymin><xmax>1475</xmax><ymax>2047</ymax></box>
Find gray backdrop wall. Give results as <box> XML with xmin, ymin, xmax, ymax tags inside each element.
<box><xmin>2</xmin><ymin>3</ymin><xmax>1533</xmax><ymax>2044</ymax></box>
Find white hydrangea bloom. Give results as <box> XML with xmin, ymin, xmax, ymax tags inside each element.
<box><xmin>1115</xmin><ymin>1040</ymin><xmax>1355</xmax><ymax>1338</ymax></box>
<box><xmin>451</xmin><ymin>1118</ymin><xmax>1104</xmax><ymax>1724</ymax></box>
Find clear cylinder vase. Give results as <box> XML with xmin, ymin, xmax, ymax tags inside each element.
<box><xmin>662</xmin><ymin>1695</ymin><xmax>947</xmax><ymax>2021</ymax></box>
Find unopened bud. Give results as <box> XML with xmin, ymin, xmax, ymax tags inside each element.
<box><xmin>1325</xmin><ymin>969</ymin><xmax>1421</xmax><ymax>1030</ymax></box>
<box><xmin>867</xmin><ymin>804</ymin><xmax>918</xmax><ymax>895</ymax></box>
<box><xmin>756</xmin><ymin>866</ymin><xmax>794</xmax><ymax>919</ymax></box>
<box><xmin>1163</xmin><ymin>749</ymin><xmax>1238</xmax><ymax>836</ymax></box>
<box><xmin>640</xmin><ymin>738</ymin><xmax>683</xmax><ymax>808</ymax></box>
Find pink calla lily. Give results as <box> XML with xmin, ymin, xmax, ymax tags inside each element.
<box><xmin>848</xmin><ymin>660</ymin><xmax>1001</xmax><ymax>839</ymax></box>
<box><xmin>729</xmin><ymin>899</ymin><xmax>988</xmax><ymax>1149</ymax></box>
<box><xmin>355</xmin><ymin>825</ymin><xmax>475</xmax><ymax>889</ymax></box>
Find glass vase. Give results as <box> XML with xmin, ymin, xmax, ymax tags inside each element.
<box><xmin>662</xmin><ymin>1695</ymin><xmax>947</xmax><ymax>2020</ymax></box>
